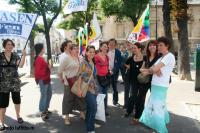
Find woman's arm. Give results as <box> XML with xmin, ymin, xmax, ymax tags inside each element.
<box><xmin>140</xmin><ymin>62</ymin><xmax>164</xmax><ymax>75</ymax></box>
<box><xmin>17</xmin><ymin>49</ymin><xmax>26</xmax><ymax>68</ymax></box>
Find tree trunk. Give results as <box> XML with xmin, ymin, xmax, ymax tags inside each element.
<box><xmin>29</xmin><ymin>34</ymin><xmax>35</xmax><ymax>77</ymax></box>
<box><xmin>177</xmin><ymin>18</ymin><xmax>192</xmax><ymax>80</ymax></box>
<box><xmin>162</xmin><ymin>0</ymin><xmax>175</xmax><ymax>54</ymax></box>
<box><xmin>45</xmin><ymin>28</ymin><xmax>52</xmax><ymax>62</ymax></box>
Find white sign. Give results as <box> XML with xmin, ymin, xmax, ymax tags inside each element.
<box><xmin>0</xmin><ymin>11</ymin><xmax>37</xmax><ymax>40</ymax></box>
<box><xmin>63</xmin><ymin>0</ymin><xmax>88</xmax><ymax>14</ymax></box>
<box><xmin>150</xmin><ymin>0</ymin><xmax>200</xmax><ymax>5</ymax></box>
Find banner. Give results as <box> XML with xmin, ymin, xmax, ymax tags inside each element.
<box><xmin>89</xmin><ymin>13</ymin><xmax>102</xmax><ymax>44</ymax></box>
<box><xmin>77</xmin><ymin>23</ymin><xmax>88</xmax><ymax>55</ymax></box>
<box><xmin>63</xmin><ymin>0</ymin><xmax>88</xmax><ymax>14</ymax></box>
<box><xmin>0</xmin><ymin>11</ymin><xmax>37</xmax><ymax>40</ymax></box>
<box><xmin>127</xmin><ymin>4</ymin><xmax>150</xmax><ymax>43</ymax></box>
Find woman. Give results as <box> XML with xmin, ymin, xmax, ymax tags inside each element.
<box><xmin>78</xmin><ymin>46</ymin><xmax>97</xmax><ymax>133</ymax></box>
<box><xmin>130</xmin><ymin>40</ymin><xmax>161</xmax><ymax>123</ymax></box>
<box><xmin>144</xmin><ymin>40</ymin><xmax>161</xmax><ymax>91</ymax></box>
<box><xmin>124</xmin><ymin>42</ymin><xmax>145</xmax><ymax>120</ymax></box>
<box><xmin>34</xmin><ymin>43</ymin><xmax>52</xmax><ymax>121</ymax></box>
<box><xmin>58</xmin><ymin>44</ymin><xmax>85</xmax><ymax>125</ymax></box>
<box><xmin>0</xmin><ymin>39</ymin><xmax>26</xmax><ymax>131</ymax></box>
<box><xmin>139</xmin><ymin>37</ymin><xmax>176</xmax><ymax>133</ymax></box>
<box><xmin>94</xmin><ymin>41</ymin><xmax>109</xmax><ymax>115</ymax></box>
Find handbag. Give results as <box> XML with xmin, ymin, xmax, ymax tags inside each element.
<box><xmin>71</xmin><ymin>79</ymin><xmax>89</xmax><ymax>98</ymax></box>
<box><xmin>97</xmin><ymin>73</ymin><xmax>110</xmax><ymax>87</ymax></box>
<box><xmin>137</xmin><ymin>73</ymin><xmax>150</xmax><ymax>84</ymax></box>
<box><xmin>137</xmin><ymin>59</ymin><xmax>150</xmax><ymax>84</ymax></box>
<box><xmin>71</xmin><ymin>63</ymin><xmax>94</xmax><ymax>98</ymax></box>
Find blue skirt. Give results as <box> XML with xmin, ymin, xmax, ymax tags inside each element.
<box><xmin>139</xmin><ymin>85</ymin><xmax>170</xmax><ymax>133</ymax></box>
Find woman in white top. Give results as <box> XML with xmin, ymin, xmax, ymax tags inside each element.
<box><xmin>139</xmin><ymin>37</ymin><xmax>175</xmax><ymax>133</ymax></box>
<box><xmin>58</xmin><ymin>44</ymin><xmax>85</xmax><ymax>125</ymax></box>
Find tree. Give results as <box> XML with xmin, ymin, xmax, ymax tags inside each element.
<box><xmin>170</xmin><ymin>0</ymin><xmax>192</xmax><ymax>80</ymax></box>
<box><xmin>9</xmin><ymin>0</ymin><xmax>62</xmax><ymax>68</ymax></box>
<box><xmin>100</xmin><ymin>0</ymin><xmax>149</xmax><ymax>25</ymax></box>
<box><xmin>58</xmin><ymin>0</ymin><xmax>99</xmax><ymax>30</ymax></box>
<box><xmin>9</xmin><ymin>0</ymin><xmax>37</xmax><ymax>77</ymax></box>
<box><xmin>33</xmin><ymin>0</ymin><xmax>62</xmax><ymax>61</ymax></box>
<box><xmin>162</xmin><ymin>0</ymin><xmax>175</xmax><ymax>54</ymax></box>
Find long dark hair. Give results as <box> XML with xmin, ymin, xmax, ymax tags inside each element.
<box><xmin>85</xmin><ymin>45</ymin><xmax>95</xmax><ymax>64</ymax></box>
<box><xmin>146</xmin><ymin>40</ymin><xmax>158</xmax><ymax>58</ymax></box>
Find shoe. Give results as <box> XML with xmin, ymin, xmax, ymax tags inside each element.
<box><xmin>113</xmin><ymin>102</ymin><xmax>120</xmax><ymax>106</ymax></box>
<box><xmin>17</xmin><ymin>117</ymin><xmax>24</xmax><ymax>124</ymax></box>
<box><xmin>0</xmin><ymin>124</ymin><xmax>5</xmax><ymax>131</ymax></box>
<box><xmin>95</xmin><ymin>123</ymin><xmax>101</xmax><ymax>128</ymax></box>
<box><xmin>45</xmin><ymin>110</ymin><xmax>52</xmax><ymax>115</ymax></box>
<box><xmin>64</xmin><ymin>117</ymin><xmax>70</xmax><ymax>125</ymax></box>
<box><xmin>124</xmin><ymin>113</ymin><xmax>130</xmax><ymax>118</ymax></box>
<box><xmin>131</xmin><ymin>118</ymin><xmax>139</xmax><ymax>125</ymax></box>
<box><xmin>41</xmin><ymin>113</ymin><xmax>49</xmax><ymax>121</ymax></box>
<box><xmin>88</xmin><ymin>131</ymin><xmax>95</xmax><ymax>133</ymax></box>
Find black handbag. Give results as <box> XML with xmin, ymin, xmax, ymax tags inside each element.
<box><xmin>97</xmin><ymin>74</ymin><xmax>111</xmax><ymax>87</ymax></box>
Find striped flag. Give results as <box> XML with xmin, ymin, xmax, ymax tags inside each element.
<box><xmin>127</xmin><ymin>4</ymin><xmax>150</xmax><ymax>43</ymax></box>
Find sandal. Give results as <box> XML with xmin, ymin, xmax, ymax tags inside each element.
<box><xmin>131</xmin><ymin>118</ymin><xmax>139</xmax><ymax>125</ymax></box>
<box><xmin>17</xmin><ymin>117</ymin><xmax>24</xmax><ymax>124</ymax></box>
<box><xmin>0</xmin><ymin>124</ymin><xmax>5</xmax><ymax>131</ymax></box>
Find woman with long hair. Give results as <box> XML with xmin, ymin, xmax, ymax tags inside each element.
<box><xmin>34</xmin><ymin>43</ymin><xmax>52</xmax><ymax>121</ymax></box>
<box><xmin>139</xmin><ymin>37</ymin><xmax>176</xmax><ymax>133</ymax></box>
<box><xmin>77</xmin><ymin>46</ymin><xmax>97</xmax><ymax>133</ymax></box>
<box><xmin>58</xmin><ymin>44</ymin><xmax>85</xmax><ymax>125</ymax></box>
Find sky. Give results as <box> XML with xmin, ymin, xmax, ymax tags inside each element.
<box><xmin>0</xmin><ymin>0</ymin><xmax>62</xmax><ymax>26</ymax></box>
<box><xmin>1</xmin><ymin>1</ymin><xmax>19</xmax><ymax>11</ymax></box>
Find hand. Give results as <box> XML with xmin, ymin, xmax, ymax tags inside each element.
<box><xmin>155</xmin><ymin>70</ymin><xmax>162</xmax><ymax>77</ymax></box>
<box><xmin>22</xmin><ymin>49</ymin><xmax>26</xmax><ymax>56</ymax></box>
<box><xmin>140</xmin><ymin>68</ymin><xmax>149</xmax><ymax>75</ymax></box>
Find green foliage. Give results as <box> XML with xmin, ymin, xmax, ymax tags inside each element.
<box><xmin>100</xmin><ymin>0</ymin><xmax>149</xmax><ymax>24</ymax></box>
<box><xmin>58</xmin><ymin>0</ymin><xmax>99</xmax><ymax>30</ymax></box>
<box><xmin>169</xmin><ymin>0</ymin><xmax>188</xmax><ymax>19</ymax></box>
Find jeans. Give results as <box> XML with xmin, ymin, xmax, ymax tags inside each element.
<box><xmin>38</xmin><ymin>80</ymin><xmax>52</xmax><ymax>112</ymax></box>
<box><xmin>85</xmin><ymin>92</ymin><xmax>97</xmax><ymax>132</ymax></box>
<box><xmin>98</xmin><ymin>85</ymin><xmax>108</xmax><ymax>110</ymax></box>
<box><xmin>111</xmin><ymin>71</ymin><xmax>119</xmax><ymax>104</ymax></box>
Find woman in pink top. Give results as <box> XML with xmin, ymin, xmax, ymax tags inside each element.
<box><xmin>94</xmin><ymin>41</ymin><xmax>110</xmax><ymax>116</ymax></box>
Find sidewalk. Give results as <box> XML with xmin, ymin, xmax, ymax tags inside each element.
<box><xmin>2</xmin><ymin>67</ymin><xmax>200</xmax><ymax>133</ymax></box>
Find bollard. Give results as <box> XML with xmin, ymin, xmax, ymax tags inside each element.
<box><xmin>195</xmin><ymin>44</ymin><xmax>200</xmax><ymax>92</ymax></box>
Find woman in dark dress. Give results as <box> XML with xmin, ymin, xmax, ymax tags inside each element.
<box><xmin>124</xmin><ymin>42</ymin><xmax>145</xmax><ymax>119</ymax></box>
<box><xmin>0</xmin><ymin>39</ymin><xmax>26</xmax><ymax>131</ymax></box>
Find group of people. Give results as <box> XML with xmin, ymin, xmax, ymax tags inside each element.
<box><xmin>0</xmin><ymin>36</ymin><xmax>175</xmax><ymax>133</ymax></box>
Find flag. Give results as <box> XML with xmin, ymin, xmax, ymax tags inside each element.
<box><xmin>77</xmin><ymin>23</ymin><xmax>88</xmax><ymax>55</ymax></box>
<box><xmin>89</xmin><ymin>13</ymin><xmax>102</xmax><ymax>45</ymax></box>
<box><xmin>63</xmin><ymin>0</ymin><xmax>88</xmax><ymax>14</ymax></box>
<box><xmin>0</xmin><ymin>11</ymin><xmax>37</xmax><ymax>40</ymax></box>
<box><xmin>127</xmin><ymin>4</ymin><xmax>150</xmax><ymax>43</ymax></box>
